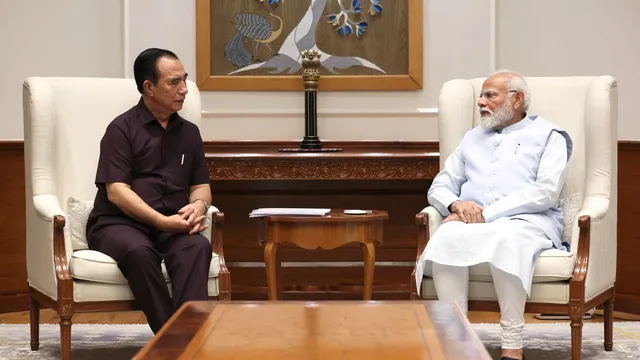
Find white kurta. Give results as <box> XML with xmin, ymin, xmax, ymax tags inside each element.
<box><xmin>416</xmin><ymin>119</ymin><xmax>569</xmax><ymax>295</ymax></box>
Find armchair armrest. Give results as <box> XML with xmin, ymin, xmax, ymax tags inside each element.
<box><xmin>571</xmin><ymin>195</ymin><xmax>616</xmax><ymax>301</ymax></box>
<box><xmin>199</xmin><ymin>205</ymin><xmax>219</xmax><ymax>242</ymax></box>
<box><xmin>411</xmin><ymin>205</ymin><xmax>444</xmax><ymax>299</ymax></box>
<box><xmin>27</xmin><ymin>195</ymin><xmax>74</xmax><ymax>307</ymax></box>
<box><xmin>33</xmin><ymin>194</ymin><xmax>65</xmax><ymax>221</ymax></box>
<box><xmin>201</xmin><ymin>205</ymin><xmax>231</xmax><ymax>300</ymax></box>
<box><xmin>415</xmin><ymin>206</ymin><xmax>444</xmax><ymax>259</ymax></box>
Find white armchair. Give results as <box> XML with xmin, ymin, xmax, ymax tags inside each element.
<box><xmin>23</xmin><ymin>77</ymin><xmax>230</xmax><ymax>360</ymax></box>
<box><xmin>411</xmin><ymin>76</ymin><xmax>618</xmax><ymax>360</ymax></box>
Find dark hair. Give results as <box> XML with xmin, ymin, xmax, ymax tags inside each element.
<box><xmin>133</xmin><ymin>48</ymin><xmax>179</xmax><ymax>94</ymax></box>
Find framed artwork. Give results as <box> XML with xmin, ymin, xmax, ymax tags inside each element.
<box><xmin>195</xmin><ymin>0</ymin><xmax>423</xmax><ymax>91</ymax></box>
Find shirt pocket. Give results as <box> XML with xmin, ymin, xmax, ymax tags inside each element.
<box><xmin>173</xmin><ymin>151</ymin><xmax>193</xmax><ymax>189</ymax></box>
<box><xmin>505</xmin><ymin>142</ymin><xmax>540</xmax><ymax>179</ymax></box>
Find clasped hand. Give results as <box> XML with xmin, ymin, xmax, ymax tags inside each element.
<box><xmin>443</xmin><ymin>200</ymin><xmax>485</xmax><ymax>224</ymax></box>
<box><xmin>160</xmin><ymin>202</ymin><xmax>209</xmax><ymax>234</ymax></box>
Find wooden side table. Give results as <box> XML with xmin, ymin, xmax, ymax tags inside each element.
<box><xmin>256</xmin><ymin>210</ymin><xmax>388</xmax><ymax>300</ymax></box>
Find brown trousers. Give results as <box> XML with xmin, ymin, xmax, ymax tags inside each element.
<box><xmin>88</xmin><ymin>224</ymin><xmax>212</xmax><ymax>333</ymax></box>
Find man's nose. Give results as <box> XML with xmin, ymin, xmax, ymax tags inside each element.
<box><xmin>478</xmin><ymin>97</ymin><xmax>487</xmax><ymax>107</ymax></box>
<box><xmin>178</xmin><ymin>84</ymin><xmax>188</xmax><ymax>95</ymax></box>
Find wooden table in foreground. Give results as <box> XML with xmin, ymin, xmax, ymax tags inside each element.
<box><xmin>257</xmin><ymin>210</ymin><xmax>389</xmax><ymax>301</ymax></box>
<box><xmin>133</xmin><ymin>300</ymin><xmax>491</xmax><ymax>360</ymax></box>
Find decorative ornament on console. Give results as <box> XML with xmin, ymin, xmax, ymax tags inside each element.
<box><xmin>278</xmin><ymin>49</ymin><xmax>342</xmax><ymax>153</ymax></box>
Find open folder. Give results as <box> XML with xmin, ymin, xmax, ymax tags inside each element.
<box><xmin>249</xmin><ymin>208</ymin><xmax>331</xmax><ymax>218</ymax></box>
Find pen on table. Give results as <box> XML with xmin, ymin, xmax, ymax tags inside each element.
<box><xmin>514</xmin><ymin>143</ymin><xmax>520</xmax><ymax>154</ymax></box>
<box><xmin>181</xmin><ymin>154</ymin><xmax>184</xmax><ymax>165</ymax></box>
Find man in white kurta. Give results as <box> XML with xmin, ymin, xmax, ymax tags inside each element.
<box><xmin>415</xmin><ymin>71</ymin><xmax>572</xmax><ymax>360</ymax></box>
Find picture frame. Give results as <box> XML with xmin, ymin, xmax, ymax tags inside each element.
<box><xmin>195</xmin><ymin>0</ymin><xmax>423</xmax><ymax>91</ymax></box>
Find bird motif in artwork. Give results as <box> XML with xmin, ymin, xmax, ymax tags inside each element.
<box><xmin>224</xmin><ymin>12</ymin><xmax>284</xmax><ymax>68</ymax></box>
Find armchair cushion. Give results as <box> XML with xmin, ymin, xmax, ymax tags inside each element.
<box><xmin>421</xmin><ymin>279</ymin><xmax>571</xmax><ymax>304</ymax></box>
<box><xmin>559</xmin><ymin>192</ymin><xmax>582</xmax><ymax>244</ymax></box>
<box><xmin>422</xmin><ymin>248</ymin><xmax>575</xmax><ymax>283</ymax></box>
<box><xmin>67</xmin><ymin>197</ymin><xmax>93</xmax><ymax>250</ymax></box>
<box><xmin>69</xmin><ymin>250</ymin><xmax>221</xmax><ymax>284</ymax></box>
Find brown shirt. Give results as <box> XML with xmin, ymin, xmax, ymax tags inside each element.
<box><xmin>86</xmin><ymin>98</ymin><xmax>209</xmax><ymax>235</ymax></box>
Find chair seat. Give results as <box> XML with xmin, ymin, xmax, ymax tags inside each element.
<box><xmin>69</xmin><ymin>249</ymin><xmax>221</xmax><ymax>284</ymax></box>
<box><xmin>423</xmin><ymin>248</ymin><xmax>575</xmax><ymax>283</ymax></box>
<box><xmin>421</xmin><ymin>278</ymin><xmax>571</xmax><ymax>303</ymax></box>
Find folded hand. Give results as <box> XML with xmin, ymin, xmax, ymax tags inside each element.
<box><xmin>450</xmin><ymin>200</ymin><xmax>485</xmax><ymax>223</ymax></box>
<box><xmin>178</xmin><ymin>203</ymin><xmax>209</xmax><ymax>234</ymax></box>
<box><xmin>442</xmin><ymin>213</ymin><xmax>463</xmax><ymax>224</ymax></box>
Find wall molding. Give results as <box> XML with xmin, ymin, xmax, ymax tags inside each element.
<box><xmin>202</xmin><ymin>108</ymin><xmax>439</xmax><ymax>119</ymax></box>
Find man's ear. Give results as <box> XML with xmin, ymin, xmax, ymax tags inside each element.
<box><xmin>143</xmin><ymin>80</ymin><xmax>154</xmax><ymax>97</ymax></box>
<box><xmin>513</xmin><ymin>90</ymin><xmax>524</xmax><ymax>109</ymax></box>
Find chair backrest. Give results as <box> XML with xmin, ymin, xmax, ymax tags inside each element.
<box><xmin>437</xmin><ymin>76</ymin><xmax>618</xmax><ymax>246</ymax></box>
<box><xmin>23</xmin><ymin>77</ymin><xmax>202</xmax><ymax>207</ymax></box>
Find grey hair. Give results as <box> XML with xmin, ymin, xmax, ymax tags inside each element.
<box><xmin>489</xmin><ymin>69</ymin><xmax>531</xmax><ymax>111</ymax></box>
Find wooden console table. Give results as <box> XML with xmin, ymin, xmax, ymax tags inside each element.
<box><xmin>205</xmin><ymin>141</ymin><xmax>439</xmax><ymax>300</ymax></box>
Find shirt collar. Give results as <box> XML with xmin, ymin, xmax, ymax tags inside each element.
<box><xmin>137</xmin><ymin>97</ymin><xmax>183</xmax><ymax>127</ymax></box>
<box><xmin>497</xmin><ymin>113</ymin><xmax>531</xmax><ymax>135</ymax></box>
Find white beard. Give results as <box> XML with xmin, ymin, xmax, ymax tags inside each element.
<box><xmin>481</xmin><ymin>102</ymin><xmax>515</xmax><ymax>130</ymax></box>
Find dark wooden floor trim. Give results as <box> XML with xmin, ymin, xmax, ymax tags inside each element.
<box><xmin>614</xmin><ymin>294</ymin><xmax>640</xmax><ymax>316</ymax></box>
<box><xmin>0</xmin><ymin>294</ymin><xmax>29</xmax><ymax>314</ymax></box>
<box><xmin>0</xmin><ymin>141</ymin><xmax>26</xmax><ymax>313</ymax></box>
<box><xmin>0</xmin><ymin>140</ymin><xmax>24</xmax><ymax>150</ymax></box>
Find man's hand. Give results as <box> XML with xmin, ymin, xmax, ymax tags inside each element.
<box><xmin>442</xmin><ymin>213</ymin><xmax>463</xmax><ymax>224</ymax></box>
<box><xmin>158</xmin><ymin>213</ymin><xmax>209</xmax><ymax>234</ymax></box>
<box><xmin>158</xmin><ymin>214</ymin><xmax>192</xmax><ymax>233</ymax></box>
<box><xmin>179</xmin><ymin>202</ymin><xmax>205</xmax><ymax>225</ymax></box>
<box><xmin>449</xmin><ymin>200</ymin><xmax>485</xmax><ymax>224</ymax></box>
<box><xmin>178</xmin><ymin>202</ymin><xmax>209</xmax><ymax>234</ymax></box>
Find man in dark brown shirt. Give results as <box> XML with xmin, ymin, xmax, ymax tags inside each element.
<box><xmin>86</xmin><ymin>48</ymin><xmax>213</xmax><ymax>333</ymax></box>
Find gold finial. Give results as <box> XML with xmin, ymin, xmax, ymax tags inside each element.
<box><xmin>301</xmin><ymin>49</ymin><xmax>321</xmax><ymax>91</ymax></box>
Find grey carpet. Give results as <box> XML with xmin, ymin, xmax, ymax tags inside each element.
<box><xmin>0</xmin><ymin>322</ymin><xmax>638</xmax><ymax>359</ymax></box>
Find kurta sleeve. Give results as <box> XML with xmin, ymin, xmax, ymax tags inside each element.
<box><xmin>482</xmin><ymin>132</ymin><xmax>569</xmax><ymax>222</ymax></box>
<box><xmin>427</xmin><ymin>145</ymin><xmax>466</xmax><ymax>216</ymax></box>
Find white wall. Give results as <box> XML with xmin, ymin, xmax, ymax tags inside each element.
<box><xmin>0</xmin><ymin>0</ymin><xmax>123</xmax><ymax>140</ymax></box>
<box><xmin>2</xmin><ymin>0</ymin><xmax>640</xmax><ymax>140</ymax></box>
<box><xmin>497</xmin><ymin>0</ymin><xmax>640</xmax><ymax>140</ymax></box>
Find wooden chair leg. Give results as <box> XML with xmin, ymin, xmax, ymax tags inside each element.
<box><xmin>604</xmin><ymin>297</ymin><xmax>614</xmax><ymax>351</ymax></box>
<box><xmin>409</xmin><ymin>270</ymin><xmax>420</xmax><ymax>300</ymax></box>
<box><xmin>569</xmin><ymin>303</ymin><xmax>584</xmax><ymax>360</ymax></box>
<box><xmin>60</xmin><ymin>316</ymin><xmax>72</xmax><ymax>360</ymax></box>
<box><xmin>29</xmin><ymin>294</ymin><xmax>40</xmax><ymax>351</ymax></box>
<box><xmin>218</xmin><ymin>270</ymin><xmax>232</xmax><ymax>301</ymax></box>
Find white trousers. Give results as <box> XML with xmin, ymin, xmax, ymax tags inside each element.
<box><xmin>432</xmin><ymin>262</ymin><xmax>527</xmax><ymax>349</ymax></box>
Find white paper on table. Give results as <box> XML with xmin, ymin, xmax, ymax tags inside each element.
<box><xmin>248</xmin><ymin>208</ymin><xmax>331</xmax><ymax>218</ymax></box>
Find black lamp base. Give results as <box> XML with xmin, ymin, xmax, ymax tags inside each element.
<box><xmin>300</xmin><ymin>136</ymin><xmax>323</xmax><ymax>150</ymax></box>
<box><xmin>277</xmin><ymin>147</ymin><xmax>343</xmax><ymax>153</ymax></box>
<box><xmin>277</xmin><ymin>136</ymin><xmax>343</xmax><ymax>152</ymax></box>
